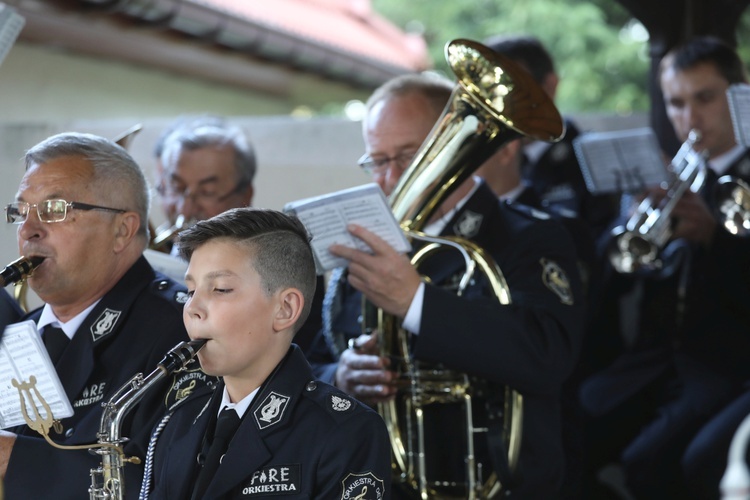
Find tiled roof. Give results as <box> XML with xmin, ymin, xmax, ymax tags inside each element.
<box><xmin>200</xmin><ymin>0</ymin><xmax>429</xmax><ymax>73</ymax></box>
<box><xmin>10</xmin><ymin>0</ymin><xmax>431</xmax><ymax>90</ymax></box>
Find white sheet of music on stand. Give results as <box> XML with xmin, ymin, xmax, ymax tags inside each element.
<box><xmin>0</xmin><ymin>3</ymin><xmax>25</xmax><ymax>68</ymax></box>
<box><xmin>0</xmin><ymin>320</ymin><xmax>73</xmax><ymax>429</ymax></box>
<box><xmin>284</xmin><ymin>183</ymin><xmax>411</xmax><ymax>274</ymax></box>
<box><xmin>728</xmin><ymin>83</ymin><xmax>750</xmax><ymax>148</ymax></box>
<box><xmin>573</xmin><ymin>128</ymin><xmax>669</xmax><ymax>194</ymax></box>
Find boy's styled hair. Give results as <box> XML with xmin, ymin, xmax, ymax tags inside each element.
<box><xmin>177</xmin><ymin>207</ymin><xmax>317</xmax><ymax>332</ymax></box>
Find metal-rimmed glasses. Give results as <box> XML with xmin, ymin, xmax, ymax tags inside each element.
<box><xmin>5</xmin><ymin>199</ymin><xmax>127</xmax><ymax>224</ymax></box>
<box><xmin>357</xmin><ymin>151</ymin><xmax>417</xmax><ymax>175</ymax></box>
<box><xmin>156</xmin><ymin>180</ymin><xmax>249</xmax><ymax>205</ymax></box>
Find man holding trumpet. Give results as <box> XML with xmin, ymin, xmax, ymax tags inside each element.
<box><xmin>580</xmin><ymin>36</ymin><xmax>750</xmax><ymax>498</ymax></box>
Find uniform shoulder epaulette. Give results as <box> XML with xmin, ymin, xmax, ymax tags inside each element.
<box><xmin>505</xmin><ymin>202</ymin><xmax>552</xmax><ymax>221</ymax></box>
<box><xmin>301</xmin><ymin>380</ymin><xmax>363</xmax><ymax>421</ymax></box>
<box><xmin>149</xmin><ymin>274</ymin><xmax>189</xmax><ymax>308</ymax></box>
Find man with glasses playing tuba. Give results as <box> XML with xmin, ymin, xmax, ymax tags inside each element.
<box><xmin>305</xmin><ymin>71</ymin><xmax>585</xmax><ymax>498</ymax></box>
<box><xmin>0</xmin><ymin>132</ymin><xmax>191</xmax><ymax>499</ymax></box>
<box><xmin>579</xmin><ymin>37</ymin><xmax>750</xmax><ymax>499</ymax></box>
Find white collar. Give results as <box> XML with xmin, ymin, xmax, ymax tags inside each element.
<box><xmin>708</xmin><ymin>144</ymin><xmax>745</xmax><ymax>175</ymax></box>
<box><xmin>37</xmin><ymin>300</ymin><xmax>101</xmax><ymax>341</ymax></box>
<box><xmin>219</xmin><ymin>385</ymin><xmax>259</xmax><ymax>419</ymax></box>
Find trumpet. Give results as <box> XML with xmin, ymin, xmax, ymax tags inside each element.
<box><xmin>608</xmin><ymin>129</ymin><xmax>750</xmax><ymax>273</ymax></box>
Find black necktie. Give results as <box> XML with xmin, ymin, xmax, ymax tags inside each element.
<box><xmin>191</xmin><ymin>407</ymin><xmax>241</xmax><ymax>500</ymax></box>
<box><xmin>43</xmin><ymin>326</ymin><xmax>69</xmax><ymax>365</ymax></box>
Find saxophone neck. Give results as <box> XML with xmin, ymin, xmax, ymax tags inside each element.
<box><xmin>98</xmin><ymin>340</ymin><xmax>207</xmax><ymax>443</ymax></box>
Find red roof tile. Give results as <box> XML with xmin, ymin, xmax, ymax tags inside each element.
<box><xmin>198</xmin><ymin>0</ymin><xmax>430</xmax><ymax>72</ymax></box>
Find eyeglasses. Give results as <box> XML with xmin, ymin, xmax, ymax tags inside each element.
<box><xmin>357</xmin><ymin>151</ymin><xmax>416</xmax><ymax>175</ymax></box>
<box><xmin>5</xmin><ymin>200</ymin><xmax>127</xmax><ymax>224</ymax></box>
<box><xmin>157</xmin><ymin>180</ymin><xmax>248</xmax><ymax>205</ymax></box>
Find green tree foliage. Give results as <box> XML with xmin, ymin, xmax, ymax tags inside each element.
<box><xmin>373</xmin><ymin>0</ymin><xmax>651</xmax><ymax>114</ymax></box>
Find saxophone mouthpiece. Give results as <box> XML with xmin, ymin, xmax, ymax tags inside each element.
<box><xmin>0</xmin><ymin>256</ymin><xmax>44</xmax><ymax>287</ymax></box>
<box><xmin>188</xmin><ymin>338</ymin><xmax>208</xmax><ymax>351</ymax></box>
<box><xmin>158</xmin><ymin>338</ymin><xmax>207</xmax><ymax>373</ymax></box>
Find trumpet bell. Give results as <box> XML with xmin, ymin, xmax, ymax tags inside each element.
<box><xmin>715</xmin><ymin>175</ymin><xmax>750</xmax><ymax>236</ymax></box>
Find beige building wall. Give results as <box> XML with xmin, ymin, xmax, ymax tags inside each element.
<box><xmin>0</xmin><ymin>42</ymin><xmax>370</xmax><ymax>121</ymax></box>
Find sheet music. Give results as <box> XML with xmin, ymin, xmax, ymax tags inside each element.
<box><xmin>284</xmin><ymin>183</ymin><xmax>411</xmax><ymax>274</ymax></box>
<box><xmin>573</xmin><ymin>128</ymin><xmax>669</xmax><ymax>194</ymax></box>
<box><xmin>0</xmin><ymin>320</ymin><xmax>73</xmax><ymax>429</ymax></box>
<box><xmin>0</xmin><ymin>3</ymin><xmax>25</xmax><ymax>68</ymax></box>
<box><xmin>727</xmin><ymin>84</ymin><xmax>750</xmax><ymax>148</ymax></box>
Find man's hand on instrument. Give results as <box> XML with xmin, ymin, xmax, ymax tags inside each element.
<box><xmin>334</xmin><ymin>331</ymin><xmax>397</xmax><ymax>405</ymax></box>
<box><xmin>670</xmin><ymin>190</ymin><xmax>717</xmax><ymax>245</ymax></box>
<box><xmin>329</xmin><ymin>224</ymin><xmax>421</xmax><ymax>318</ymax></box>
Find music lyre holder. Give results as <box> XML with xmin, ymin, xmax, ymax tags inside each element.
<box><xmin>11</xmin><ymin>375</ymin><xmax>92</xmax><ymax>452</ymax></box>
<box><xmin>12</xmin><ymin>375</ymin><xmax>63</xmax><ymax>439</ymax></box>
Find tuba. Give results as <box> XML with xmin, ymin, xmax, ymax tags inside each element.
<box><xmin>368</xmin><ymin>39</ymin><xmax>564</xmax><ymax>499</ymax></box>
<box><xmin>607</xmin><ymin>129</ymin><xmax>750</xmax><ymax>274</ymax></box>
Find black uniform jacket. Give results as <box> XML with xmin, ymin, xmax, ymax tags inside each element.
<box><xmin>145</xmin><ymin>345</ymin><xmax>392</xmax><ymax>500</ymax></box>
<box><xmin>308</xmin><ymin>181</ymin><xmax>586</xmax><ymax>498</ymax></box>
<box><xmin>585</xmin><ymin>150</ymin><xmax>750</xmax><ymax>413</ymax></box>
<box><xmin>523</xmin><ymin>118</ymin><xmax>620</xmax><ymax>240</ymax></box>
<box><xmin>4</xmin><ymin>256</ymin><xmax>189</xmax><ymax>500</ymax></box>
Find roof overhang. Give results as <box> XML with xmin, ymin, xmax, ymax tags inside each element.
<box><xmin>9</xmin><ymin>0</ymin><xmax>431</xmax><ymax>92</ymax></box>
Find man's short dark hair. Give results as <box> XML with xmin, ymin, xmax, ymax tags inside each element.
<box><xmin>483</xmin><ymin>34</ymin><xmax>555</xmax><ymax>86</ymax></box>
<box><xmin>176</xmin><ymin>208</ymin><xmax>316</xmax><ymax>332</ymax></box>
<box><xmin>661</xmin><ymin>36</ymin><xmax>748</xmax><ymax>85</ymax></box>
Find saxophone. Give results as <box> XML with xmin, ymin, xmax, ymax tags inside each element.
<box><xmin>14</xmin><ymin>339</ymin><xmax>206</xmax><ymax>499</ymax></box>
<box><xmin>88</xmin><ymin>339</ymin><xmax>207</xmax><ymax>500</ymax></box>
<box><xmin>0</xmin><ymin>256</ymin><xmax>43</xmax><ymax>287</ymax></box>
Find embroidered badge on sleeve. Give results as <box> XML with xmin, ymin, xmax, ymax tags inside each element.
<box><xmin>341</xmin><ymin>472</ymin><xmax>385</xmax><ymax>499</ymax></box>
<box><xmin>540</xmin><ymin>258</ymin><xmax>574</xmax><ymax>305</ymax></box>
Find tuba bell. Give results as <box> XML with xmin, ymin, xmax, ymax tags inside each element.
<box><xmin>367</xmin><ymin>39</ymin><xmax>564</xmax><ymax>499</ymax></box>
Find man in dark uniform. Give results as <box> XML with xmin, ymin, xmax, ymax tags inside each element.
<box><xmin>305</xmin><ymin>73</ymin><xmax>585</xmax><ymax>498</ymax></box>
<box><xmin>579</xmin><ymin>37</ymin><xmax>750</xmax><ymax>498</ymax></box>
<box><xmin>140</xmin><ymin>208</ymin><xmax>391</xmax><ymax>499</ymax></box>
<box><xmin>0</xmin><ymin>289</ymin><xmax>22</xmax><ymax>331</ymax></box>
<box><xmin>151</xmin><ymin>115</ymin><xmax>255</xmax><ymax>252</ymax></box>
<box><xmin>151</xmin><ymin>117</ymin><xmax>323</xmax><ymax>353</ymax></box>
<box><xmin>0</xmin><ymin>132</ymin><xmax>189</xmax><ymax>499</ymax></box>
<box><xmin>483</xmin><ymin>34</ymin><xmax>620</xmax><ymax>241</ymax></box>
